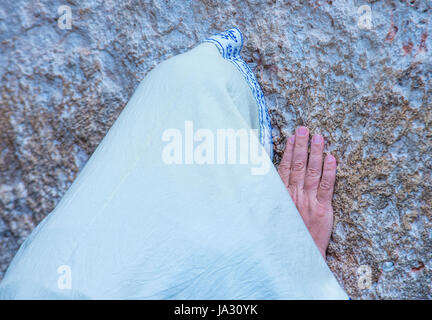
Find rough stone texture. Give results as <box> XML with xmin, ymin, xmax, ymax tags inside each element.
<box><xmin>0</xmin><ymin>0</ymin><xmax>431</xmax><ymax>299</ymax></box>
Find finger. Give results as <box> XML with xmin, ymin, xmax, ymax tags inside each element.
<box><xmin>304</xmin><ymin>134</ymin><xmax>324</xmax><ymax>192</ymax></box>
<box><xmin>278</xmin><ymin>135</ymin><xmax>295</xmax><ymax>187</ymax></box>
<box><xmin>317</xmin><ymin>154</ymin><xmax>337</xmax><ymax>205</ymax></box>
<box><xmin>289</xmin><ymin>126</ymin><xmax>309</xmax><ymax>188</ymax></box>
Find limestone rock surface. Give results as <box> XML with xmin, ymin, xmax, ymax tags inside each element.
<box><xmin>0</xmin><ymin>0</ymin><xmax>431</xmax><ymax>299</ymax></box>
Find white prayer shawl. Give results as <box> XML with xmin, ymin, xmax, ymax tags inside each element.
<box><xmin>0</xmin><ymin>29</ymin><xmax>348</xmax><ymax>300</ymax></box>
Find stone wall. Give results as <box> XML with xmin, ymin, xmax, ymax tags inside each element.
<box><xmin>0</xmin><ymin>0</ymin><xmax>431</xmax><ymax>299</ymax></box>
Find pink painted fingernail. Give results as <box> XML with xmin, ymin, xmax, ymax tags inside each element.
<box><xmin>312</xmin><ymin>134</ymin><xmax>322</xmax><ymax>144</ymax></box>
<box><xmin>297</xmin><ymin>126</ymin><xmax>308</xmax><ymax>136</ymax></box>
<box><xmin>289</xmin><ymin>135</ymin><xmax>295</xmax><ymax>144</ymax></box>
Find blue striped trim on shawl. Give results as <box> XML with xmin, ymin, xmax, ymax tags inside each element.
<box><xmin>204</xmin><ymin>28</ymin><xmax>274</xmax><ymax>159</ymax></box>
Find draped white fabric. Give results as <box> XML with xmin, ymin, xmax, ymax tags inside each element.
<box><xmin>0</xmin><ymin>29</ymin><xmax>347</xmax><ymax>300</ymax></box>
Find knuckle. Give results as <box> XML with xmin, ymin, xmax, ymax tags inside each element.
<box><xmin>310</xmin><ymin>148</ymin><xmax>324</xmax><ymax>157</ymax></box>
<box><xmin>278</xmin><ymin>162</ymin><xmax>291</xmax><ymax>171</ymax></box>
<box><xmin>295</xmin><ymin>140</ymin><xmax>308</xmax><ymax>149</ymax></box>
<box><xmin>292</xmin><ymin>160</ymin><xmax>306</xmax><ymax>171</ymax></box>
<box><xmin>306</xmin><ymin>167</ymin><xmax>321</xmax><ymax>178</ymax></box>
<box><xmin>319</xmin><ymin>178</ymin><xmax>333</xmax><ymax>191</ymax></box>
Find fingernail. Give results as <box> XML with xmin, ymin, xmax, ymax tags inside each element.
<box><xmin>326</xmin><ymin>154</ymin><xmax>336</xmax><ymax>163</ymax></box>
<box><xmin>289</xmin><ymin>135</ymin><xmax>295</xmax><ymax>144</ymax></box>
<box><xmin>297</xmin><ymin>126</ymin><xmax>308</xmax><ymax>136</ymax></box>
<box><xmin>312</xmin><ymin>134</ymin><xmax>322</xmax><ymax>144</ymax></box>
